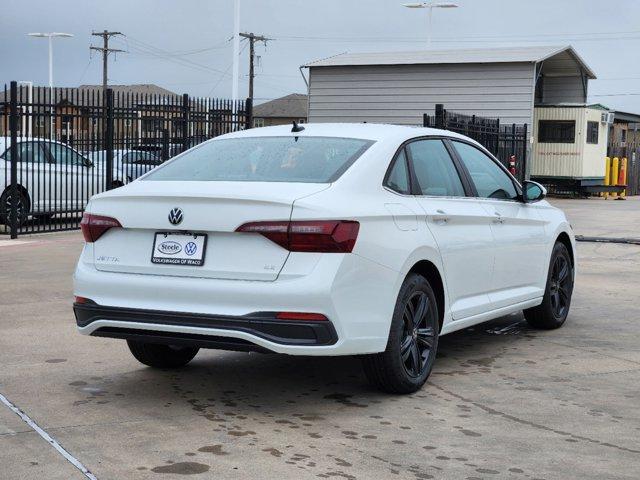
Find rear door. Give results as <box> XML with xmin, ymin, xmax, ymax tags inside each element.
<box><xmin>450</xmin><ymin>140</ymin><xmax>548</xmax><ymax>308</ymax></box>
<box><xmin>407</xmin><ymin>138</ymin><xmax>496</xmax><ymax>320</ymax></box>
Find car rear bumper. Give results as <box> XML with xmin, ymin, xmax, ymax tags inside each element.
<box><xmin>74</xmin><ymin>301</ymin><xmax>338</xmax><ymax>351</ymax></box>
<box><xmin>73</xmin><ymin>249</ymin><xmax>399</xmax><ymax>355</ymax></box>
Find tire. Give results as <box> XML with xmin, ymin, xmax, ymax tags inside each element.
<box><xmin>0</xmin><ymin>188</ymin><xmax>29</xmax><ymax>227</ymax></box>
<box><xmin>524</xmin><ymin>242</ymin><xmax>574</xmax><ymax>330</ymax></box>
<box><xmin>362</xmin><ymin>273</ymin><xmax>439</xmax><ymax>394</ymax></box>
<box><xmin>127</xmin><ymin>340</ymin><xmax>199</xmax><ymax>368</ymax></box>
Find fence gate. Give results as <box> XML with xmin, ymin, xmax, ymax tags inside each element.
<box><xmin>1</xmin><ymin>81</ymin><xmax>252</xmax><ymax>238</ymax></box>
<box><xmin>424</xmin><ymin>104</ymin><xmax>528</xmax><ymax>183</ymax></box>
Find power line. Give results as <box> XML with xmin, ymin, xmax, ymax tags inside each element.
<box><xmin>207</xmin><ymin>41</ymin><xmax>248</xmax><ymax>96</ymax></box>
<box><xmin>590</xmin><ymin>93</ymin><xmax>640</xmax><ymax>97</ymax></box>
<box><xmin>90</xmin><ymin>30</ymin><xmax>126</xmax><ymax>91</ymax></box>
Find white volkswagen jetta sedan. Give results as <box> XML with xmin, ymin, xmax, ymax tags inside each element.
<box><xmin>73</xmin><ymin>123</ymin><xmax>575</xmax><ymax>393</ymax></box>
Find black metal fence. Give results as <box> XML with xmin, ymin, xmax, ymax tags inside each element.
<box><xmin>424</xmin><ymin>104</ymin><xmax>528</xmax><ymax>182</ymax></box>
<box><xmin>1</xmin><ymin>81</ymin><xmax>252</xmax><ymax>238</ymax></box>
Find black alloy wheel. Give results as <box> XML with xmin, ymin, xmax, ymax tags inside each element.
<box><xmin>0</xmin><ymin>189</ymin><xmax>29</xmax><ymax>227</ymax></box>
<box><xmin>362</xmin><ymin>273</ymin><xmax>440</xmax><ymax>394</ymax></box>
<box><xmin>524</xmin><ymin>241</ymin><xmax>574</xmax><ymax>330</ymax></box>
<box><xmin>549</xmin><ymin>253</ymin><xmax>571</xmax><ymax>320</ymax></box>
<box><xmin>400</xmin><ymin>291</ymin><xmax>437</xmax><ymax>378</ymax></box>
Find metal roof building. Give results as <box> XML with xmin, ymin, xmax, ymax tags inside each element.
<box><xmin>303</xmin><ymin>45</ymin><xmax>596</xmax><ymax>126</ymax></box>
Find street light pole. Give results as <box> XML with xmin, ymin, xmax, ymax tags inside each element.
<box><xmin>231</xmin><ymin>0</ymin><xmax>240</xmax><ymax>113</ymax></box>
<box><xmin>27</xmin><ymin>32</ymin><xmax>73</xmax><ymax>134</ymax></box>
<box><xmin>403</xmin><ymin>2</ymin><xmax>459</xmax><ymax>48</ymax></box>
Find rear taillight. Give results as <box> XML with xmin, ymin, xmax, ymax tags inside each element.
<box><xmin>80</xmin><ymin>213</ymin><xmax>122</xmax><ymax>243</ymax></box>
<box><xmin>236</xmin><ymin>220</ymin><xmax>359</xmax><ymax>253</ymax></box>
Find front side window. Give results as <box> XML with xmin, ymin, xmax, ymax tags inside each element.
<box><xmin>407</xmin><ymin>139</ymin><xmax>465</xmax><ymax>197</ymax></box>
<box><xmin>586</xmin><ymin>121</ymin><xmax>599</xmax><ymax>144</ymax></box>
<box><xmin>142</xmin><ymin>117</ymin><xmax>162</xmax><ymax>134</ymax></box>
<box><xmin>144</xmin><ymin>136</ymin><xmax>374</xmax><ymax>183</ymax></box>
<box><xmin>538</xmin><ymin>120</ymin><xmax>575</xmax><ymax>143</ymax></box>
<box><xmin>2</xmin><ymin>142</ymin><xmax>49</xmax><ymax>163</ymax></box>
<box><xmin>385</xmin><ymin>149</ymin><xmax>410</xmax><ymax>194</ymax></box>
<box><xmin>452</xmin><ymin>141</ymin><xmax>518</xmax><ymax>201</ymax></box>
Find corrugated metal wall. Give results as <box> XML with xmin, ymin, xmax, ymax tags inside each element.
<box><xmin>532</xmin><ymin>107</ymin><xmax>584</xmax><ymax>178</ymax></box>
<box><xmin>307</xmin><ymin>62</ymin><xmax>536</xmax><ymax>126</ymax></box>
<box><xmin>542</xmin><ymin>76</ymin><xmax>586</xmax><ymax>104</ymax></box>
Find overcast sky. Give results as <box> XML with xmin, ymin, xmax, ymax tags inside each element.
<box><xmin>1</xmin><ymin>0</ymin><xmax>639</xmax><ymax>111</ymax></box>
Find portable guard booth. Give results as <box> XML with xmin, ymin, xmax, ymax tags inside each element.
<box><xmin>530</xmin><ymin>104</ymin><xmax>610</xmax><ymax>188</ymax></box>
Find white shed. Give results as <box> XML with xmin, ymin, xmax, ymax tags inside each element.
<box><xmin>303</xmin><ymin>45</ymin><xmax>596</xmax><ymax>128</ymax></box>
<box><xmin>303</xmin><ymin>45</ymin><xmax>601</xmax><ymax>185</ymax></box>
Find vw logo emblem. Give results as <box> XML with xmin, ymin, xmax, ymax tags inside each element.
<box><xmin>185</xmin><ymin>242</ymin><xmax>197</xmax><ymax>256</ymax></box>
<box><xmin>168</xmin><ymin>207</ymin><xmax>183</xmax><ymax>226</ymax></box>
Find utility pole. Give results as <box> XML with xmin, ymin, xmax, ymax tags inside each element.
<box><xmin>90</xmin><ymin>30</ymin><xmax>125</xmax><ymax>91</ymax></box>
<box><xmin>239</xmin><ymin>32</ymin><xmax>271</xmax><ymax>102</ymax></box>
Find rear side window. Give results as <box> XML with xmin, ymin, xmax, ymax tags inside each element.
<box><xmin>407</xmin><ymin>139</ymin><xmax>465</xmax><ymax>197</ymax></box>
<box><xmin>144</xmin><ymin>136</ymin><xmax>374</xmax><ymax>183</ymax></box>
<box><xmin>452</xmin><ymin>141</ymin><xmax>518</xmax><ymax>201</ymax></box>
<box><xmin>385</xmin><ymin>150</ymin><xmax>410</xmax><ymax>194</ymax></box>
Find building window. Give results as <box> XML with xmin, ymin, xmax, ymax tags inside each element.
<box><xmin>253</xmin><ymin>118</ymin><xmax>265</xmax><ymax>128</ymax></box>
<box><xmin>35</xmin><ymin>116</ymin><xmax>46</xmax><ymax>128</ymax></box>
<box><xmin>586</xmin><ymin>121</ymin><xmax>599</xmax><ymax>144</ymax></box>
<box><xmin>621</xmin><ymin>128</ymin><xmax>627</xmax><ymax>145</ymax></box>
<box><xmin>142</xmin><ymin>117</ymin><xmax>162</xmax><ymax>134</ymax></box>
<box><xmin>538</xmin><ymin>120</ymin><xmax>575</xmax><ymax>143</ymax></box>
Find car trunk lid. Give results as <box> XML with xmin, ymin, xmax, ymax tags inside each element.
<box><xmin>90</xmin><ymin>181</ymin><xmax>329</xmax><ymax>281</ymax></box>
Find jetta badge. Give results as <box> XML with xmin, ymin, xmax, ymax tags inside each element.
<box><xmin>168</xmin><ymin>207</ymin><xmax>183</xmax><ymax>226</ymax></box>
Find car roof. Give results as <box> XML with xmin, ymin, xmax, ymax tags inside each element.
<box><xmin>217</xmin><ymin>122</ymin><xmax>477</xmax><ymax>146</ymax></box>
<box><xmin>0</xmin><ymin>137</ymin><xmax>70</xmax><ymax>148</ymax></box>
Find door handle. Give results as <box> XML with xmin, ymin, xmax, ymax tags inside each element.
<box><xmin>492</xmin><ymin>212</ymin><xmax>504</xmax><ymax>224</ymax></box>
<box><xmin>431</xmin><ymin>210</ymin><xmax>450</xmax><ymax>224</ymax></box>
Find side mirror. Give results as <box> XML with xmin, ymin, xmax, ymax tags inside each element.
<box><xmin>522</xmin><ymin>180</ymin><xmax>546</xmax><ymax>203</ymax></box>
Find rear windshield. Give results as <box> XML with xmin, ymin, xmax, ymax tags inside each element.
<box><xmin>143</xmin><ymin>136</ymin><xmax>374</xmax><ymax>183</ymax></box>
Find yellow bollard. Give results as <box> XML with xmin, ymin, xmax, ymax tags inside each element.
<box><xmin>620</xmin><ymin>157</ymin><xmax>628</xmax><ymax>199</ymax></box>
<box><xmin>604</xmin><ymin>157</ymin><xmax>610</xmax><ymax>198</ymax></box>
<box><xmin>611</xmin><ymin>157</ymin><xmax>620</xmax><ymax>200</ymax></box>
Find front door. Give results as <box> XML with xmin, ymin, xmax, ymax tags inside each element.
<box><xmin>46</xmin><ymin>142</ymin><xmax>97</xmax><ymax>213</ymax></box>
<box><xmin>450</xmin><ymin>140</ymin><xmax>548</xmax><ymax>309</ymax></box>
<box><xmin>406</xmin><ymin>138</ymin><xmax>496</xmax><ymax>320</ymax></box>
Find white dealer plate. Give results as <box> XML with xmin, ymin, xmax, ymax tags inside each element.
<box><xmin>151</xmin><ymin>232</ymin><xmax>207</xmax><ymax>266</ymax></box>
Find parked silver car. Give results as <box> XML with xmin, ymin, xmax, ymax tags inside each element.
<box><xmin>88</xmin><ymin>150</ymin><xmax>163</xmax><ymax>181</ymax></box>
<box><xmin>0</xmin><ymin>138</ymin><xmax>128</xmax><ymax>226</ymax></box>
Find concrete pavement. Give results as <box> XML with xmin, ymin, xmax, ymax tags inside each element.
<box><xmin>0</xmin><ymin>202</ymin><xmax>639</xmax><ymax>479</ymax></box>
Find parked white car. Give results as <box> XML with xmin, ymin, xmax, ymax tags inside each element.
<box><xmin>88</xmin><ymin>150</ymin><xmax>163</xmax><ymax>181</ymax></box>
<box><xmin>0</xmin><ymin>138</ymin><xmax>129</xmax><ymax>225</ymax></box>
<box><xmin>73</xmin><ymin>123</ymin><xmax>575</xmax><ymax>393</ymax></box>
